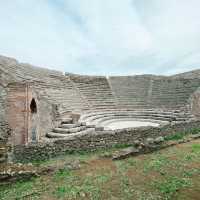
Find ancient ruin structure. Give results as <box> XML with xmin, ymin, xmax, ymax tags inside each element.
<box><xmin>1</xmin><ymin>55</ymin><xmax>200</xmax><ymax>162</ymax></box>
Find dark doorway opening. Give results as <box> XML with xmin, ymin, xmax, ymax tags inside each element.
<box><xmin>30</xmin><ymin>98</ymin><xmax>37</xmax><ymax>113</ymax></box>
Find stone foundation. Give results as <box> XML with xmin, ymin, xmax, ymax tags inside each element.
<box><xmin>0</xmin><ymin>122</ymin><xmax>11</xmax><ymax>163</ymax></box>
<box><xmin>13</xmin><ymin>121</ymin><xmax>200</xmax><ymax>162</ymax></box>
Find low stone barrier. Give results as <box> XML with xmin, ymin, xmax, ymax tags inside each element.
<box><xmin>13</xmin><ymin>120</ymin><xmax>200</xmax><ymax>162</ymax></box>
<box><xmin>0</xmin><ymin>122</ymin><xmax>11</xmax><ymax>164</ymax></box>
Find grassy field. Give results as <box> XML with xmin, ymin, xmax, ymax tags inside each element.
<box><xmin>0</xmin><ymin>139</ymin><xmax>200</xmax><ymax>200</ymax></box>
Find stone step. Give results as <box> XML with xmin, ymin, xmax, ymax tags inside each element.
<box><xmin>61</xmin><ymin>118</ymin><xmax>73</xmax><ymax>124</ymax></box>
<box><xmin>80</xmin><ymin>112</ymin><xmax>192</xmax><ymax>121</ymax></box>
<box><xmin>46</xmin><ymin>132</ymin><xmax>66</xmax><ymax>138</ymax></box>
<box><xmin>53</xmin><ymin>126</ymin><xmax>86</xmax><ymax>134</ymax></box>
<box><xmin>59</xmin><ymin>123</ymin><xmax>81</xmax><ymax>129</ymax></box>
<box><xmin>46</xmin><ymin>128</ymin><xmax>95</xmax><ymax>138</ymax></box>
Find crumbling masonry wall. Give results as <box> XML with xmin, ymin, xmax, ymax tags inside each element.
<box><xmin>6</xmin><ymin>83</ymin><xmax>57</xmax><ymax>144</ymax></box>
<box><xmin>0</xmin><ymin>79</ymin><xmax>11</xmax><ymax>163</ymax></box>
<box><xmin>13</xmin><ymin>121</ymin><xmax>200</xmax><ymax>162</ymax></box>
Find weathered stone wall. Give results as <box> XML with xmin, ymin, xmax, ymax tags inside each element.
<box><xmin>5</xmin><ymin>82</ymin><xmax>58</xmax><ymax>144</ymax></box>
<box><xmin>0</xmin><ymin>122</ymin><xmax>10</xmax><ymax>142</ymax></box>
<box><xmin>0</xmin><ymin>65</ymin><xmax>16</xmax><ymax>122</ymax></box>
<box><xmin>0</xmin><ymin>85</ymin><xmax>7</xmax><ymax>120</ymax></box>
<box><xmin>35</xmin><ymin>93</ymin><xmax>58</xmax><ymax>140</ymax></box>
<box><xmin>13</xmin><ymin>121</ymin><xmax>200</xmax><ymax>162</ymax></box>
<box><xmin>6</xmin><ymin>83</ymin><xmax>29</xmax><ymax>145</ymax></box>
<box><xmin>0</xmin><ymin>122</ymin><xmax>11</xmax><ymax>163</ymax></box>
<box><xmin>0</xmin><ymin>71</ymin><xmax>12</xmax><ymax>164</ymax></box>
<box><xmin>190</xmin><ymin>88</ymin><xmax>200</xmax><ymax>118</ymax></box>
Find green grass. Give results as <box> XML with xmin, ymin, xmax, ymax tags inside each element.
<box><xmin>53</xmin><ymin>173</ymin><xmax>112</xmax><ymax>200</ymax></box>
<box><xmin>154</xmin><ymin>176</ymin><xmax>191</xmax><ymax>200</ymax></box>
<box><xmin>143</xmin><ymin>154</ymin><xmax>169</xmax><ymax>174</ymax></box>
<box><xmin>164</xmin><ymin>127</ymin><xmax>200</xmax><ymax>142</ymax></box>
<box><xmin>54</xmin><ymin>183</ymin><xmax>101</xmax><ymax>200</ymax></box>
<box><xmin>183</xmin><ymin>168</ymin><xmax>200</xmax><ymax>178</ymax></box>
<box><xmin>115</xmin><ymin>157</ymin><xmax>138</xmax><ymax>173</ymax></box>
<box><xmin>31</xmin><ymin>144</ymin><xmax>133</xmax><ymax>167</ymax></box>
<box><xmin>0</xmin><ymin>139</ymin><xmax>200</xmax><ymax>200</ymax></box>
<box><xmin>188</xmin><ymin>127</ymin><xmax>200</xmax><ymax>135</ymax></box>
<box><xmin>164</xmin><ymin>132</ymin><xmax>185</xmax><ymax>141</ymax></box>
<box><xmin>0</xmin><ymin>179</ymin><xmax>41</xmax><ymax>200</ymax></box>
<box><xmin>192</xmin><ymin>144</ymin><xmax>200</xmax><ymax>153</ymax></box>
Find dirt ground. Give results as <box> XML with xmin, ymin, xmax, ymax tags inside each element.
<box><xmin>0</xmin><ymin>139</ymin><xmax>199</xmax><ymax>200</ymax></box>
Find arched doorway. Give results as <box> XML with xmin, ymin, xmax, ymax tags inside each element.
<box><xmin>30</xmin><ymin>98</ymin><xmax>37</xmax><ymax>114</ymax></box>
<box><xmin>30</xmin><ymin>98</ymin><xmax>37</xmax><ymax>142</ymax></box>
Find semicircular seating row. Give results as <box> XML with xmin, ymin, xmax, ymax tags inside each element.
<box><xmin>79</xmin><ymin>109</ymin><xmax>194</xmax><ymax>129</ymax></box>
<box><xmin>45</xmin><ymin>108</ymin><xmax>195</xmax><ymax>141</ymax></box>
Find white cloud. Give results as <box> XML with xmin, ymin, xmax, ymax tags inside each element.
<box><xmin>0</xmin><ymin>0</ymin><xmax>199</xmax><ymax>75</ymax></box>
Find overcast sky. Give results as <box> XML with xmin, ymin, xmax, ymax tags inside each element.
<box><xmin>0</xmin><ymin>0</ymin><xmax>200</xmax><ymax>75</ymax></box>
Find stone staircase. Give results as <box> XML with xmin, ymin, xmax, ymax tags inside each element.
<box><xmin>46</xmin><ymin>117</ymin><xmax>95</xmax><ymax>139</ymax></box>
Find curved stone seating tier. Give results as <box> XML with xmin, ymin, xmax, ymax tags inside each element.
<box><xmin>0</xmin><ymin>56</ymin><xmax>62</xmax><ymax>83</ymax></box>
<box><xmin>83</xmin><ymin>115</ymin><xmax>171</xmax><ymax>127</ymax></box>
<box><xmin>2</xmin><ymin>56</ymin><xmax>200</xmax><ymax>115</ymax></box>
<box><xmin>108</xmin><ymin>76</ymin><xmax>151</xmax><ymax>109</ymax></box>
<box><xmin>80</xmin><ymin>110</ymin><xmax>193</xmax><ymax>121</ymax></box>
<box><xmin>69</xmin><ymin>74</ymin><xmax>117</xmax><ymax>110</ymax></box>
<box><xmin>150</xmin><ymin>78</ymin><xmax>200</xmax><ymax>108</ymax></box>
<box><xmin>79</xmin><ymin>109</ymin><xmax>194</xmax><ymax>130</ymax></box>
<box><xmin>46</xmin><ymin>116</ymin><xmax>95</xmax><ymax>139</ymax></box>
<box><xmin>91</xmin><ymin>117</ymin><xmax>168</xmax><ymax>128</ymax></box>
<box><xmin>99</xmin><ymin>118</ymin><xmax>163</xmax><ymax>130</ymax></box>
<box><xmin>0</xmin><ymin>56</ymin><xmax>91</xmax><ymax>113</ymax></box>
<box><xmin>109</xmin><ymin>76</ymin><xmax>200</xmax><ymax>110</ymax></box>
<box><xmin>172</xmin><ymin>69</ymin><xmax>200</xmax><ymax>79</ymax></box>
<box><xmin>39</xmin><ymin>87</ymin><xmax>90</xmax><ymax>113</ymax></box>
<box><xmin>46</xmin><ymin>128</ymin><xmax>95</xmax><ymax>139</ymax></box>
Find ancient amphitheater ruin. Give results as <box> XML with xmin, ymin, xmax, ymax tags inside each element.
<box><xmin>1</xmin><ymin>55</ymin><xmax>200</xmax><ymax>163</ymax></box>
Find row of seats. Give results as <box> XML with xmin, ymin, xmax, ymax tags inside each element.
<box><xmin>108</xmin><ymin>76</ymin><xmax>200</xmax><ymax>110</ymax></box>
<box><xmin>0</xmin><ymin>56</ymin><xmax>90</xmax><ymax>113</ymax></box>
<box><xmin>44</xmin><ymin>108</ymin><xmax>195</xmax><ymax>141</ymax></box>
<box><xmin>69</xmin><ymin>74</ymin><xmax>117</xmax><ymax>110</ymax></box>
<box><xmin>108</xmin><ymin>76</ymin><xmax>152</xmax><ymax>109</ymax></box>
<box><xmin>80</xmin><ymin>109</ymin><xmax>194</xmax><ymax>127</ymax></box>
<box><xmin>150</xmin><ymin>78</ymin><xmax>200</xmax><ymax>109</ymax></box>
<box><xmin>1</xmin><ymin>55</ymin><xmax>200</xmax><ymax>117</ymax></box>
